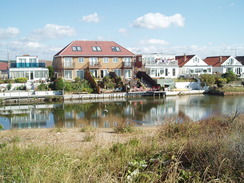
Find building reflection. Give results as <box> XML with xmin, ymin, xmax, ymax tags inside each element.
<box><xmin>0</xmin><ymin>104</ymin><xmax>57</xmax><ymax>129</ymax></box>
<box><xmin>1</xmin><ymin>95</ymin><xmax>244</xmax><ymax>130</ymax></box>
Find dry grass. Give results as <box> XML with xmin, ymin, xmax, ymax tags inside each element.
<box><xmin>0</xmin><ymin>114</ymin><xmax>243</xmax><ymax>182</ymax></box>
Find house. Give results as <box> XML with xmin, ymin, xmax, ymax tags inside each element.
<box><xmin>9</xmin><ymin>55</ymin><xmax>49</xmax><ymax>81</ymax></box>
<box><xmin>204</xmin><ymin>56</ymin><xmax>244</xmax><ymax>77</ymax></box>
<box><xmin>0</xmin><ymin>62</ymin><xmax>8</xmax><ymax>79</ymax></box>
<box><xmin>176</xmin><ymin>54</ymin><xmax>212</xmax><ymax>77</ymax></box>
<box><xmin>53</xmin><ymin>40</ymin><xmax>135</xmax><ymax>80</ymax></box>
<box><xmin>236</xmin><ymin>56</ymin><xmax>244</xmax><ymax>65</ymax></box>
<box><xmin>140</xmin><ymin>53</ymin><xmax>179</xmax><ymax>78</ymax></box>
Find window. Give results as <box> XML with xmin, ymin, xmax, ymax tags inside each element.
<box><xmin>78</xmin><ymin>57</ymin><xmax>84</xmax><ymax>63</ymax></box>
<box><xmin>103</xmin><ymin>57</ymin><xmax>109</xmax><ymax>63</ymax></box>
<box><xmin>111</xmin><ymin>46</ymin><xmax>121</xmax><ymax>52</ymax></box>
<box><xmin>64</xmin><ymin>58</ymin><xmax>72</xmax><ymax>67</ymax></box>
<box><xmin>123</xmin><ymin>57</ymin><xmax>131</xmax><ymax>67</ymax></box>
<box><xmin>114</xmin><ymin>69</ymin><xmax>121</xmax><ymax>76</ymax></box>
<box><xmin>125</xmin><ymin>69</ymin><xmax>131</xmax><ymax>78</ymax></box>
<box><xmin>89</xmin><ymin>57</ymin><xmax>98</xmax><ymax>66</ymax></box>
<box><xmin>72</xmin><ymin>46</ymin><xmax>82</xmax><ymax>51</ymax></box>
<box><xmin>76</xmin><ymin>70</ymin><xmax>84</xmax><ymax>79</ymax></box>
<box><xmin>92</xmin><ymin>46</ymin><xmax>102</xmax><ymax>51</ymax></box>
<box><xmin>64</xmin><ymin>70</ymin><xmax>72</xmax><ymax>79</ymax></box>
<box><xmin>113</xmin><ymin>57</ymin><xmax>118</xmax><ymax>63</ymax></box>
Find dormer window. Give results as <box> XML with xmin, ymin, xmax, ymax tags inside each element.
<box><xmin>92</xmin><ymin>46</ymin><xmax>102</xmax><ymax>51</ymax></box>
<box><xmin>111</xmin><ymin>46</ymin><xmax>121</xmax><ymax>52</ymax></box>
<box><xmin>72</xmin><ymin>46</ymin><xmax>82</xmax><ymax>51</ymax></box>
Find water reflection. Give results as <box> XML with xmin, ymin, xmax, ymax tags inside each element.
<box><xmin>1</xmin><ymin>95</ymin><xmax>244</xmax><ymax>130</ymax></box>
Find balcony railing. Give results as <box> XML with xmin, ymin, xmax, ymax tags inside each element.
<box><xmin>145</xmin><ymin>60</ymin><xmax>178</xmax><ymax>66</ymax></box>
<box><xmin>122</xmin><ymin>62</ymin><xmax>132</xmax><ymax>68</ymax></box>
<box><xmin>10</xmin><ymin>63</ymin><xmax>46</xmax><ymax>68</ymax></box>
<box><xmin>89</xmin><ymin>62</ymin><xmax>101</xmax><ymax>69</ymax></box>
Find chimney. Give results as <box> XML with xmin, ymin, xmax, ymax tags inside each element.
<box><xmin>219</xmin><ymin>56</ymin><xmax>222</xmax><ymax>62</ymax></box>
<box><xmin>184</xmin><ymin>54</ymin><xmax>187</xmax><ymax>61</ymax></box>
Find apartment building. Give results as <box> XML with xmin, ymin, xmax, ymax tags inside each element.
<box><xmin>53</xmin><ymin>40</ymin><xmax>135</xmax><ymax>80</ymax></box>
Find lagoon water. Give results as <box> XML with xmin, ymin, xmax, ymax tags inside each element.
<box><xmin>1</xmin><ymin>95</ymin><xmax>244</xmax><ymax>130</ymax></box>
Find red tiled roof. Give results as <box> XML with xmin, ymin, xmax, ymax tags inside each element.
<box><xmin>54</xmin><ymin>40</ymin><xmax>135</xmax><ymax>57</ymax></box>
<box><xmin>0</xmin><ymin>62</ymin><xmax>8</xmax><ymax>70</ymax></box>
<box><xmin>175</xmin><ymin>55</ymin><xmax>195</xmax><ymax>67</ymax></box>
<box><xmin>204</xmin><ymin>56</ymin><xmax>230</xmax><ymax>67</ymax></box>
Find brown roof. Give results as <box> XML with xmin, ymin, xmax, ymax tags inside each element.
<box><xmin>204</xmin><ymin>56</ymin><xmax>230</xmax><ymax>67</ymax></box>
<box><xmin>175</xmin><ymin>55</ymin><xmax>195</xmax><ymax>67</ymax></box>
<box><xmin>54</xmin><ymin>40</ymin><xmax>135</xmax><ymax>57</ymax></box>
<box><xmin>0</xmin><ymin>62</ymin><xmax>8</xmax><ymax>70</ymax></box>
<box><xmin>236</xmin><ymin>56</ymin><xmax>244</xmax><ymax>65</ymax></box>
<box><xmin>40</xmin><ymin>60</ymin><xmax>53</xmax><ymax>67</ymax></box>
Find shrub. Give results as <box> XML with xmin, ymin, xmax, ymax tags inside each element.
<box><xmin>216</xmin><ymin>78</ymin><xmax>227</xmax><ymax>88</ymax></box>
<box><xmin>37</xmin><ymin>83</ymin><xmax>48</xmax><ymax>91</ymax></box>
<box><xmin>14</xmin><ymin>77</ymin><xmax>28</xmax><ymax>83</ymax></box>
<box><xmin>114</xmin><ymin>123</ymin><xmax>135</xmax><ymax>133</ymax></box>
<box><xmin>222</xmin><ymin>71</ymin><xmax>237</xmax><ymax>83</ymax></box>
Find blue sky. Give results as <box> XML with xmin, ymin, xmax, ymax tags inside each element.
<box><xmin>0</xmin><ymin>0</ymin><xmax>243</xmax><ymax>60</ymax></box>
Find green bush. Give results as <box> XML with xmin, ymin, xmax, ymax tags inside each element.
<box><xmin>37</xmin><ymin>83</ymin><xmax>48</xmax><ymax>91</ymax></box>
<box><xmin>14</xmin><ymin>77</ymin><xmax>28</xmax><ymax>83</ymax></box>
<box><xmin>222</xmin><ymin>71</ymin><xmax>237</xmax><ymax>83</ymax></box>
<box><xmin>199</xmin><ymin>74</ymin><xmax>216</xmax><ymax>87</ymax></box>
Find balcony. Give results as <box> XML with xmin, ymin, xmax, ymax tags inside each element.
<box><xmin>122</xmin><ymin>62</ymin><xmax>132</xmax><ymax>68</ymax></box>
<box><xmin>145</xmin><ymin>60</ymin><xmax>178</xmax><ymax>66</ymax></box>
<box><xmin>89</xmin><ymin>62</ymin><xmax>101</xmax><ymax>69</ymax></box>
<box><xmin>10</xmin><ymin>63</ymin><xmax>46</xmax><ymax>68</ymax></box>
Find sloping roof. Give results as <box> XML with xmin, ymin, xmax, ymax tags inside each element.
<box><xmin>40</xmin><ymin>60</ymin><xmax>53</xmax><ymax>67</ymax></box>
<box><xmin>236</xmin><ymin>56</ymin><xmax>244</xmax><ymax>65</ymax></box>
<box><xmin>54</xmin><ymin>40</ymin><xmax>135</xmax><ymax>57</ymax></box>
<box><xmin>175</xmin><ymin>55</ymin><xmax>195</xmax><ymax>67</ymax></box>
<box><xmin>0</xmin><ymin>62</ymin><xmax>8</xmax><ymax>70</ymax></box>
<box><xmin>204</xmin><ymin>56</ymin><xmax>230</xmax><ymax>67</ymax></box>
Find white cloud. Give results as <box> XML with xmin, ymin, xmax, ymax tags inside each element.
<box><xmin>118</xmin><ymin>28</ymin><xmax>128</xmax><ymax>36</ymax></box>
<box><xmin>0</xmin><ymin>27</ymin><xmax>20</xmax><ymax>39</ymax></box>
<box><xmin>28</xmin><ymin>24</ymin><xmax>76</xmax><ymax>41</ymax></box>
<box><xmin>82</xmin><ymin>13</ymin><xmax>100</xmax><ymax>23</ymax></box>
<box><xmin>118</xmin><ymin>28</ymin><xmax>127</xmax><ymax>33</ymax></box>
<box><xmin>139</xmin><ymin>39</ymin><xmax>169</xmax><ymax>45</ymax></box>
<box><xmin>132</xmin><ymin>13</ymin><xmax>185</xmax><ymax>29</ymax></box>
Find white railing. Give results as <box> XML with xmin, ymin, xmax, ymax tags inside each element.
<box><xmin>145</xmin><ymin>60</ymin><xmax>178</xmax><ymax>66</ymax></box>
<box><xmin>0</xmin><ymin>91</ymin><xmax>63</xmax><ymax>99</ymax></box>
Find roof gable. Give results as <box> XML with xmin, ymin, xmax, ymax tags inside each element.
<box><xmin>204</xmin><ymin>56</ymin><xmax>231</xmax><ymax>67</ymax></box>
<box><xmin>54</xmin><ymin>40</ymin><xmax>135</xmax><ymax>57</ymax></box>
<box><xmin>175</xmin><ymin>55</ymin><xmax>195</xmax><ymax>66</ymax></box>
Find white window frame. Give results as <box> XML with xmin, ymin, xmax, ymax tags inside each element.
<box><xmin>76</xmin><ymin>70</ymin><xmax>84</xmax><ymax>79</ymax></box>
<box><xmin>89</xmin><ymin>57</ymin><xmax>98</xmax><ymax>66</ymax></box>
<box><xmin>103</xmin><ymin>57</ymin><xmax>109</xmax><ymax>63</ymax></box>
<box><xmin>113</xmin><ymin>57</ymin><xmax>118</xmax><ymax>63</ymax></box>
<box><xmin>114</xmin><ymin>69</ymin><xmax>121</xmax><ymax>76</ymax></box>
<box><xmin>78</xmin><ymin>57</ymin><xmax>84</xmax><ymax>63</ymax></box>
<box><xmin>64</xmin><ymin>58</ymin><xmax>73</xmax><ymax>67</ymax></box>
<box><xmin>124</xmin><ymin>69</ymin><xmax>131</xmax><ymax>78</ymax></box>
<box><xmin>64</xmin><ymin>70</ymin><xmax>72</xmax><ymax>80</ymax></box>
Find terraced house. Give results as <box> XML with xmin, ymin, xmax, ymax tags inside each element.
<box><xmin>53</xmin><ymin>40</ymin><xmax>135</xmax><ymax>80</ymax></box>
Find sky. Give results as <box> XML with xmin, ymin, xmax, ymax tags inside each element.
<box><xmin>0</xmin><ymin>0</ymin><xmax>244</xmax><ymax>60</ymax></box>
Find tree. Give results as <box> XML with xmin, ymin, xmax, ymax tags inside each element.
<box><xmin>47</xmin><ymin>66</ymin><xmax>54</xmax><ymax>81</ymax></box>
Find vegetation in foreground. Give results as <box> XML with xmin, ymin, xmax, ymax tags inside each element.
<box><xmin>0</xmin><ymin>114</ymin><xmax>243</xmax><ymax>182</ymax></box>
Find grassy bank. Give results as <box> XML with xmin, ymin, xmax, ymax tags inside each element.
<box><xmin>0</xmin><ymin>114</ymin><xmax>243</xmax><ymax>182</ymax></box>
